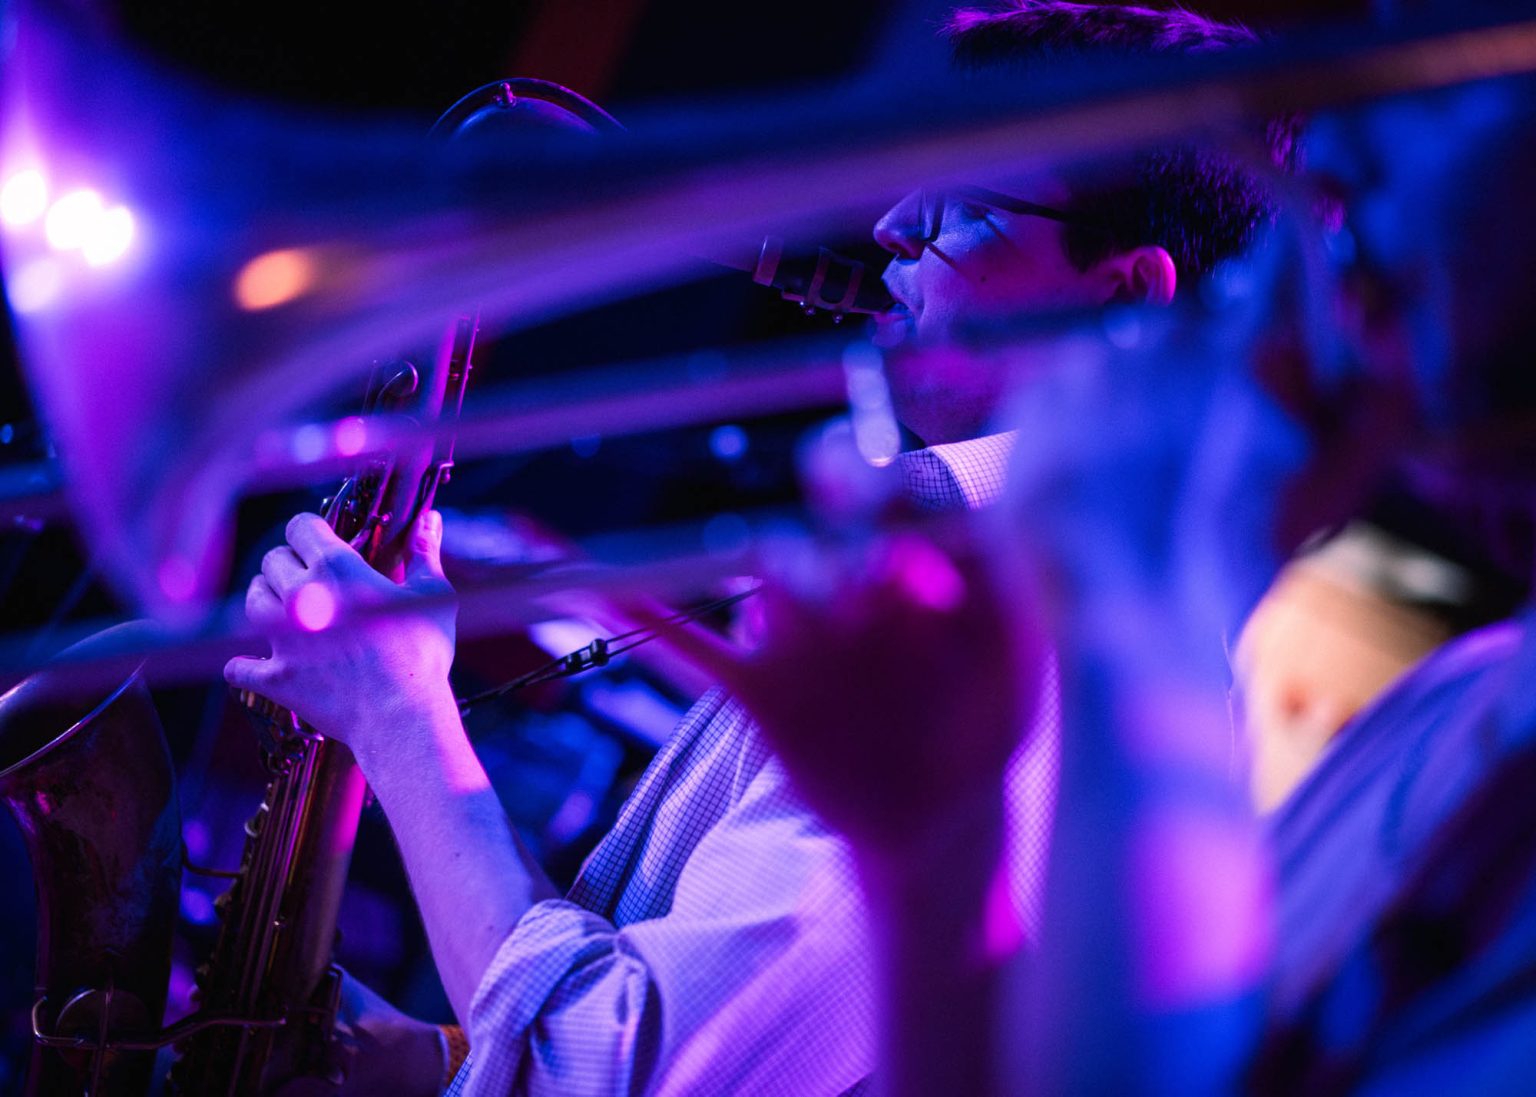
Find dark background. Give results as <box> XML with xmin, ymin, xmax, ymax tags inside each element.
<box><xmin>0</xmin><ymin>0</ymin><xmax>1383</xmax><ymax>1090</ymax></box>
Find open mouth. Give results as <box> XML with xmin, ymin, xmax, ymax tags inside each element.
<box><xmin>871</xmin><ymin>303</ymin><xmax>915</xmax><ymax>347</ymax></box>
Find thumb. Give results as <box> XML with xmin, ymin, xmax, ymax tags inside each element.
<box><xmin>224</xmin><ymin>655</ymin><xmax>286</xmax><ymax>702</ymax></box>
<box><xmin>404</xmin><ymin>509</ymin><xmax>447</xmax><ymax>589</ymax></box>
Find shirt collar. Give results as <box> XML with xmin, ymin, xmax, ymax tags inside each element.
<box><xmin>924</xmin><ymin>431</ymin><xmax>1018</xmax><ymax>510</ymax></box>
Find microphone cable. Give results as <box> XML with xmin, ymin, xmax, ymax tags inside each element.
<box><xmin>456</xmin><ymin>586</ymin><xmax>759</xmax><ymax>716</ymax></box>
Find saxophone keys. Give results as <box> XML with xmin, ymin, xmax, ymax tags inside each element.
<box><xmin>244</xmin><ymin>803</ymin><xmax>268</xmax><ymax>838</ymax></box>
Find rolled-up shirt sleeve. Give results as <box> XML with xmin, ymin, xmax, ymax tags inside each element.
<box><xmin>448</xmin><ymin>757</ymin><xmax>876</xmax><ymax>1097</ymax></box>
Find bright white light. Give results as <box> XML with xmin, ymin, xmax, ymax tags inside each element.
<box><xmin>0</xmin><ymin>169</ymin><xmax>47</xmax><ymax>227</ymax></box>
<box><xmin>6</xmin><ymin>257</ymin><xmax>64</xmax><ymax>314</ymax></box>
<box><xmin>44</xmin><ymin>188</ymin><xmax>104</xmax><ymax>251</ymax></box>
<box><xmin>81</xmin><ymin>205</ymin><xmax>135</xmax><ymax>267</ymax></box>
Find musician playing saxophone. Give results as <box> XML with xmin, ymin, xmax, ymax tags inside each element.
<box><xmin>225</xmin><ymin>5</ymin><xmax>1297</xmax><ymax>1093</ymax></box>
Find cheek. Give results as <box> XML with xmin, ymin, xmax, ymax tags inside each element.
<box><xmin>912</xmin><ymin>259</ymin><xmax>971</xmax><ymax>328</ymax></box>
<box><xmin>941</xmin><ymin>230</ymin><xmax>1085</xmax><ymax>315</ymax></box>
<box><xmin>984</xmin><ymin>245</ymin><xmax>1090</xmax><ymax>307</ymax></box>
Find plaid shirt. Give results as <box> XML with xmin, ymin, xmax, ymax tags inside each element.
<box><xmin>1254</xmin><ymin>611</ymin><xmax>1536</xmax><ymax>1094</ymax></box>
<box><xmin>447</xmin><ymin>433</ymin><xmax>1059</xmax><ymax>1096</ymax></box>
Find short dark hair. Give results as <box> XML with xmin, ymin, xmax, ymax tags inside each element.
<box><xmin>946</xmin><ymin>2</ymin><xmax>1300</xmax><ymax>281</ymax></box>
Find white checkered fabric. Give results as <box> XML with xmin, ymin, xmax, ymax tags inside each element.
<box><xmin>925</xmin><ymin>432</ymin><xmax>1018</xmax><ymax>510</ymax></box>
<box><xmin>446</xmin><ymin>434</ymin><xmax>1059</xmax><ymax>1096</ymax></box>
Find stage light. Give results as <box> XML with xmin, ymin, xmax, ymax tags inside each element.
<box><xmin>234</xmin><ymin>247</ymin><xmax>316</xmax><ymax>311</ymax></box>
<box><xmin>5</xmin><ymin>256</ymin><xmax>64</xmax><ymax>314</ymax></box>
<box><xmin>290</xmin><ymin>423</ymin><xmax>329</xmax><ymax>466</ymax></box>
<box><xmin>43</xmin><ymin>187</ymin><xmax>104</xmax><ymax>250</ymax></box>
<box><xmin>334</xmin><ymin>416</ymin><xmax>368</xmax><ymax>458</ymax></box>
<box><xmin>0</xmin><ymin>168</ymin><xmax>47</xmax><ymax>227</ymax></box>
<box><xmin>709</xmin><ymin>424</ymin><xmax>748</xmax><ymax>462</ymax></box>
<box><xmin>81</xmin><ymin>204</ymin><xmax>135</xmax><ymax>267</ymax></box>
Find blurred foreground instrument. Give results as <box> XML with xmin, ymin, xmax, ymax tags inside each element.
<box><xmin>8</xmin><ymin>0</ymin><xmax>1536</xmax><ymax>619</ymax></box>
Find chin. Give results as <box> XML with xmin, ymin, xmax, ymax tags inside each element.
<box><xmin>890</xmin><ymin>382</ymin><xmax>998</xmax><ymax>447</ymax></box>
<box><xmin>888</xmin><ymin>390</ymin><xmax>937</xmax><ymax>446</ymax></box>
<box><xmin>897</xmin><ymin>411</ymin><xmax>979</xmax><ymax>448</ymax></box>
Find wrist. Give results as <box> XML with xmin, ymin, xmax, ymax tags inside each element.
<box><xmin>349</xmin><ymin>681</ymin><xmax>473</xmax><ymax>786</ymax></box>
<box><xmin>1056</xmin><ymin>646</ymin><xmax>1236</xmax><ymax>783</ymax></box>
<box><xmin>855</xmin><ymin>791</ymin><xmax>1013</xmax><ymax>1097</ymax></box>
<box><xmin>856</xmin><ymin>789</ymin><xmax>1013</xmax><ymax>964</ymax></box>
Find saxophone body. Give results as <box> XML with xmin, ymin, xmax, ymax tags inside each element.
<box><xmin>171</xmin><ymin>323</ymin><xmax>475</xmax><ymax>1095</ymax></box>
<box><xmin>167</xmin><ymin>370</ymin><xmax>407</xmax><ymax>1095</ymax></box>
<box><xmin>0</xmin><ymin>317</ymin><xmax>472</xmax><ymax>1096</ymax></box>
<box><xmin>166</xmin><ymin>733</ymin><xmax>367</xmax><ymax>1094</ymax></box>
<box><xmin>0</xmin><ymin>628</ymin><xmax>181</xmax><ymax>1096</ymax></box>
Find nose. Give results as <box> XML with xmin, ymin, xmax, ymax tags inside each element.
<box><xmin>874</xmin><ymin>190</ymin><xmax>928</xmax><ymax>259</ymax></box>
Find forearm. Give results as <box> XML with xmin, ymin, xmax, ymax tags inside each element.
<box><xmin>858</xmin><ymin>791</ymin><xmax>1012</xmax><ymax>1097</ymax></box>
<box><xmin>1032</xmin><ymin>619</ymin><xmax>1269</xmax><ymax>1095</ymax></box>
<box><xmin>352</xmin><ymin>684</ymin><xmax>558</xmax><ymax>1025</ymax></box>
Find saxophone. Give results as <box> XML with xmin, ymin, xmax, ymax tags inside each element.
<box><xmin>0</xmin><ymin>317</ymin><xmax>474</xmax><ymax>1096</ymax></box>
<box><xmin>169</xmin><ymin>317</ymin><xmax>476</xmax><ymax>1095</ymax></box>
<box><xmin>0</xmin><ymin>627</ymin><xmax>181</xmax><ymax>1097</ymax></box>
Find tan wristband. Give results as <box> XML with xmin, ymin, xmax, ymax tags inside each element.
<box><xmin>438</xmin><ymin>1024</ymin><xmax>470</xmax><ymax>1090</ymax></box>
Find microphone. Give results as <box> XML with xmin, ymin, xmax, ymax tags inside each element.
<box><xmin>750</xmin><ymin>237</ymin><xmax>895</xmax><ymax>319</ymax></box>
<box><xmin>697</xmin><ymin>237</ymin><xmax>895</xmax><ymax>320</ymax></box>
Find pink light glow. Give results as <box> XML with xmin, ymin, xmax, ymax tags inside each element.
<box><xmin>982</xmin><ymin>856</ymin><xmax>1025</xmax><ymax>962</ymax></box>
<box><xmin>5</xmin><ymin>257</ymin><xmax>64</xmax><ymax>314</ymax></box>
<box><xmin>1129</xmin><ymin>809</ymin><xmax>1273</xmax><ymax>1010</ymax></box>
<box><xmin>334</xmin><ymin>416</ymin><xmax>368</xmax><ymax>458</ymax></box>
<box><xmin>156</xmin><ymin>557</ymin><xmax>198</xmax><ymax>603</ymax></box>
<box><xmin>233</xmin><ymin>247</ymin><xmax>316</xmax><ymax>310</ymax></box>
<box><xmin>889</xmin><ymin>536</ymin><xmax>966</xmax><ymax>612</ymax></box>
<box><xmin>292</xmin><ymin>584</ymin><xmax>337</xmax><ymax>632</ymax></box>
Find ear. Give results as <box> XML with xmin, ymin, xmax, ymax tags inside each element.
<box><xmin>1100</xmin><ymin>246</ymin><xmax>1178</xmax><ymax>307</ymax></box>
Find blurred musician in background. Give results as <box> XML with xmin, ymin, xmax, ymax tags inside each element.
<box><xmin>223</xmin><ymin>4</ymin><xmax>1299</xmax><ymax>1093</ymax></box>
<box><xmin>663</xmin><ymin>73</ymin><xmax>1536</xmax><ymax>1096</ymax></box>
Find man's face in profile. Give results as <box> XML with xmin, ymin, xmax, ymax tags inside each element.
<box><xmin>872</xmin><ymin>175</ymin><xmax>1172</xmax><ymax>445</ymax></box>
